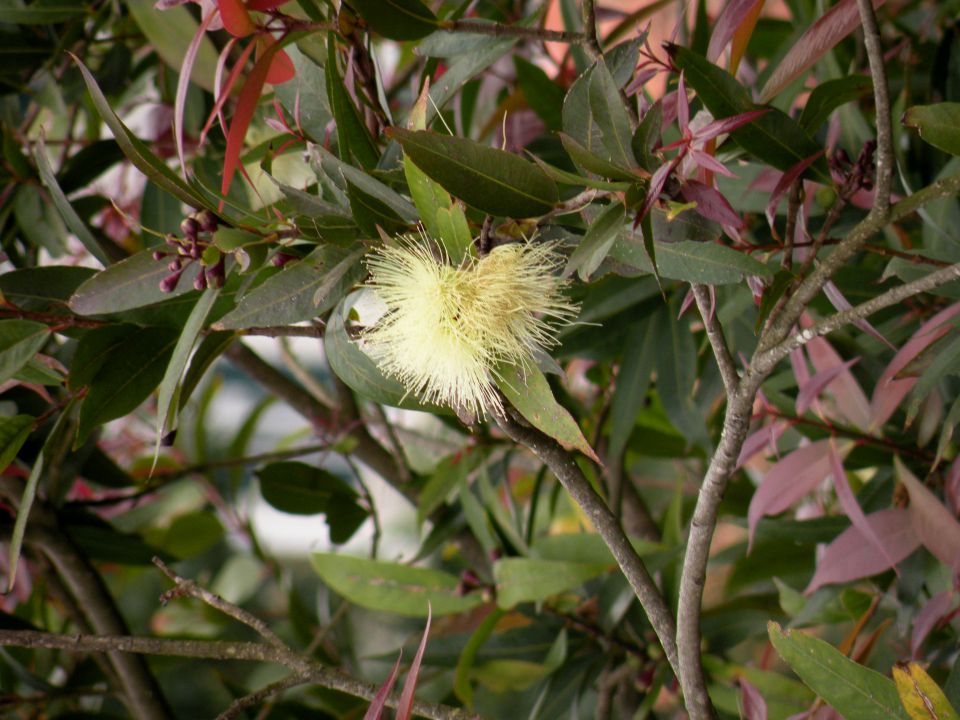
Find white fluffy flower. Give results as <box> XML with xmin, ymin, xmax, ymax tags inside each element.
<box><xmin>363</xmin><ymin>237</ymin><xmax>577</xmax><ymax>416</ymax></box>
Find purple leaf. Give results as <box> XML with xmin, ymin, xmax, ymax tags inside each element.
<box><xmin>796</xmin><ymin>357</ymin><xmax>860</xmax><ymax>417</ymax></box>
<box><xmin>680</xmin><ymin>180</ymin><xmax>744</xmax><ymax>228</ymax></box>
<box><xmin>689</xmin><ymin>147</ymin><xmax>736</xmax><ymax>177</ymax></box>
<box><xmin>805</xmin><ymin>508</ymin><xmax>920</xmax><ymax>594</ymax></box>
<box><xmin>695</xmin><ymin>108</ymin><xmax>770</xmax><ymax>144</ymax></box>
<box><xmin>946</xmin><ymin>456</ymin><xmax>960</xmax><ymax>516</ymax></box>
<box><xmin>910</xmin><ymin>589</ymin><xmax>957</xmax><ymax>658</ymax></box>
<box><xmin>870</xmin><ymin>302</ymin><xmax>960</xmax><ymax>430</ymax></box>
<box><xmin>765</xmin><ymin>151</ymin><xmax>825</xmax><ymax>230</ymax></box>
<box><xmin>739</xmin><ymin>676</ymin><xmax>768</xmax><ymax>720</ymax></box>
<box><xmin>803</xmin><ymin>330</ymin><xmax>872</xmax><ymax>430</ymax></box>
<box><xmin>363</xmin><ymin>651</ymin><xmax>403</xmax><ymax>720</ymax></box>
<box><xmin>677</xmin><ymin>71</ymin><xmax>689</xmax><ymax>135</ymax></box>
<box><xmin>896</xmin><ymin>457</ymin><xmax>960</xmax><ymax>573</ymax></box>
<box><xmin>829</xmin><ymin>438</ymin><xmax>898</xmax><ymax>573</ymax></box>
<box><xmin>748</xmin><ymin>440</ymin><xmax>835</xmax><ymax>549</ymax></box>
<box><xmin>736</xmin><ymin>421</ymin><xmax>788</xmax><ymax>469</ymax></box>
<box><xmin>823</xmin><ymin>280</ymin><xmax>894</xmax><ymax>350</ymax></box>
<box><xmin>759</xmin><ymin>0</ymin><xmax>888</xmax><ymax>103</ymax></box>
<box><xmin>639</xmin><ymin>156</ymin><xmax>680</xmax><ymax>222</ymax></box>
<box><xmin>175</xmin><ymin>9</ymin><xmax>218</xmax><ymax>179</ymax></box>
<box><xmin>707</xmin><ymin>0</ymin><xmax>765</xmax><ymax>63</ymax></box>
<box><xmin>396</xmin><ymin>603</ymin><xmax>432</xmax><ymax>720</ymax></box>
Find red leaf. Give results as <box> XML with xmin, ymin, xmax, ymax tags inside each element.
<box><xmin>396</xmin><ymin>604</ymin><xmax>432</xmax><ymax>720</ymax></box>
<box><xmin>896</xmin><ymin>457</ymin><xmax>960</xmax><ymax>573</ymax></box>
<box><xmin>829</xmin><ymin>438</ymin><xmax>898</xmax><ymax>573</ymax></box>
<box><xmin>910</xmin><ymin>589</ymin><xmax>956</xmax><ymax>658</ymax></box>
<box><xmin>805</xmin><ymin>508</ymin><xmax>920</xmax><ymax>594</ymax></box>
<box><xmin>217</xmin><ymin>0</ymin><xmax>256</xmax><ymax>37</ymax></box>
<box><xmin>707</xmin><ymin>0</ymin><xmax>765</xmax><ymax>64</ymax></box>
<box><xmin>759</xmin><ymin>0</ymin><xmax>887</xmax><ymax>102</ymax></box>
<box><xmin>748</xmin><ymin>439</ymin><xmax>835</xmax><ymax>549</ymax></box>
<box><xmin>175</xmin><ymin>9</ymin><xmax>219</xmax><ymax>179</ymax></box>
<box><xmin>802</xmin><ymin>328</ymin><xmax>872</xmax><ymax>430</ymax></box>
<box><xmin>822</xmin><ymin>280</ymin><xmax>894</xmax><ymax>351</ymax></box>
<box><xmin>739</xmin><ymin>677</ymin><xmax>768</xmax><ymax>720</ymax></box>
<box><xmin>795</xmin><ymin>357</ymin><xmax>859</xmax><ymax>417</ymax></box>
<box><xmin>247</xmin><ymin>0</ymin><xmax>287</xmax><ymax>9</ymax></box>
<box><xmin>257</xmin><ymin>36</ymin><xmax>295</xmax><ymax>85</ymax></box>
<box><xmin>221</xmin><ymin>41</ymin><xmax>281</xmax><ymax>199</ymax></box>
<box><xmin>695</xmin><ymin>108</ymin><xmax>770</xmax><ymax>144</ymax></box>
<box><xmin>363</xmin><ymin>651</ymin><xmax>403</xmax><ymax>720</ymax></box>
<box><xmin>736</xmin><ymin>421</ymin><xmax>787</xmax><ymax>469</ymax></box>
<box><xmin>680</xmin><ymin>180</ymin><xmax>744</xmax><ymax>228</ymax></box>
<box><xmin>765</xmin><ymin>151</ymin><xmax>825</xmax><ymax>230</ymax></box>
<box><xmin>870</xmin><ymin>302</ymin><xmax>960</xmax><ymax>430</ymax></box>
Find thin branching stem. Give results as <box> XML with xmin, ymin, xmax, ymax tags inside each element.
<box><xmin>692</xmin><ymin>284</ymin><xmax>738</xmax><ymax>395</ymax></box>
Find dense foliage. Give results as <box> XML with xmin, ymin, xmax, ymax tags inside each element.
<box><xmin>2</xmin><ymin>0</ymin><xmax>960</xmax><ymax>718</ymax></box>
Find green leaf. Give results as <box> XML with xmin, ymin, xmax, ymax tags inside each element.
<box><xmin>656</xmin><ymin>305</ymin><xmax>707</xmax><ymax>447</ymax></box>
<box><xmin>69</xmin><ymin>249</ymin><xmax>201</xmax><ymax>315</ymax></box>
<box><xmin>159</xmin><ymin>511</ymin><xmax>224</xmax><ymax>559</ymax></box>
<box><xmin>529</xmin><ymin>155</ymin><xmax>631</xmax><ymax>191</ymax></box>
<box><xmin>33</xmin><ymin>136</ymin><xmax>112</xmax><ymax>266</ymax></box>
<box><xmin>434</xmin><ymin>204</ymin><xmax>473</xmax><ymax>263</ymax></box>
<box><xmin>495</xmin><ymin>362</ymin><xmax>599</xmax><ymax>463</ymax></box>
<box><xmin>312</xmin><ymin>145</ymin><xmax>418</xmax><ymax>223</ymax></box>
<box><xmin>0</xmin><ymin>266</ymin><xmax>94</xmax><ymax>312</ymax></box>
<box><xmin>903</xmin><ymin>103</ymin><xmax>960</xmax><ymax>156</ymax></box>
<box><xmin>893</xmin><ymin>663</ymin><xmax>960</xmax><ymax>720</ymax></box>
<box><xmin>667</xmin><ymin>44</ymin><xmax>830</xmax><ymax>183</ymax></box>
<box><xmin>274</xmin><ymin>46</ymin><xmax>332</xmax><ymax>144</ymax></box>
<box><xmin>609</xmin><ymin>316</ymin><xmax>658</xmax><ymax>461</ymax></box>
<box><xmin>257</xmin><ymin>461</ymin><xmax>357</xmax><ymax>515</ymax></box>
<box><xmin>562</xmin><ymin>65</ymin><xmax>605</xmax><ymax>161</ymax></box>
<box><xmin>454</xmin><ymin>608</ymin><xmax>503</xmax><ymax>707</ymax></box>
<box><xmin>514</xmin><ymin>57</ymin><xmax>565</xmax><ymax>131</ymax></box>
<box><xmin>417</xmin><ymin>447</ymin><xmax>486</xmax><ymax>525</ymax></box>
<box><xmin>70</xmin><ymin>325</ymin><xmax>140</xmax><ymax>390</ymax></box>
<box><xmin>388</xmin><ymin>128</ymin><xmax>559</xmax><ymax>218</ymax></box>
<box><xmin>310</xmin><ymin>553</ymin><xmax>483</xmax><ymax>616</ymax></box>
<box><xmin>768</xmin><ymin>622</ymin><xmax>910</xmax><ymax>720</ymax></box>
<box><xmin>347</xmin><ymin>0</ymin><xmax>438</xmax><ymax>40</ymax></box>
<box><xmin>493</xmin><ymin>558</ymin><xmax>610</xmax><ymax>608</ymax></box>
<box><xmin>154</xmin><ymin>287</ymin><xmax>221</xmax><ymax>443</ymax></box>
<box><xmin>64</xmin><ymin>515</ymin><xmax>172</xmax><ymax>566</ymax></box>
<box><xmin>632</xmin><ymin>100</ymin><xmax>662</xmax><ymax>169</ymax></box>
<box><xmin>215</xmin><ymin>246</ymin><xmax>364</xmax><ymax>330</ymax></box>
<box><xmin>126</xmin><ymin>0</ymin><xmax>218</xmax><ymax>91</ymax></box>
<box><xmin>346</xmin><ymin>179</ymin><xmax>408</xmax><ymax>236</ymax></box>
<box><xmin>588</xmin><ymin>59</ymin><xmax>636</xmax><ymax>170</ymax></box>
<box><xmin>324</xmin><ymin>295</ymin><xmax>443</xmax><ymax>412</ymax></box>
<box><xmin>0</xmin><ymin>415</ymin><xmax>34</xmax><ymax>473</ymax></box>
<box><xmin>0</xmin><ymin>1</ymin><xmax>84</xmax><ymax>24</ymax></box>
<box><xmin>559</xmin><ymin>132</ymin><xmax>640</xmax><ymax>181</ymax></box>
<box><xmin>177</xmin><ymin>331</ymin><xmax>235</xmax><ymax>412</ymax></box>
<box><xmin>426</xmin><ymin>36</ymin><xmax>518</xmax><ymax>124</ymax></box>
<box><xmin>76</xmin><ymin>327</ymin><xmax>179</xmax><ymax>444</ymax></box>
<box><xmin>565</xmin><ymin>202</ymin><xmax>625</xmax><ymax>280</ymax></box>
<box><xmin>326</xmin><ymin>36</ymin><xmax>379</xmax><ymax>169</ymax></box>
<box><xmin>71</xmin><ymin>55</ymin><xmax>210</xmax><ymax>209</ymax></box>
<box><xmin>0</xmin><ymin>321</ymin><xmax>49</xmax><ymax>385</ymax></box>
<box><xmin>799</xmin><ymin>75</ymin><xmax>873</xmax><ymax>134</ymax></box>
<box><xmin>611</xmin><ymin>236</ymin><xmax>773</xmax><ymax>283</ymax></box>
<box><xmin>531</xmin><ymin>533</ymin><xmax>662</xmax><ymax>564</ymax></box>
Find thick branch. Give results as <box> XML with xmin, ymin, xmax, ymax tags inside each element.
<box><xmin>692</xmin><ymin>284</ymin><xmax>738</xmax><ymax>395</ymax></box>
<box><xmin>491</xmin><ymin>407</ymin><xmax>679</xmax><ymax>676</ymax></box>
<box><xmin>439</xmin><ymin>19</ymin><xmax>586</xmax><ymax>44</ymax></box>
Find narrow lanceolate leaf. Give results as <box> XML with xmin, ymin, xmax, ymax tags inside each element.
<box><xmin>126</xmin><ymin>0</ymin><xmax>219</xmax><ymax>91</ymax></box>
<box><xmin>666</xmin><ymin>45</ymin><xmax>830</xmax><ymax>183</ymax></box>
<box><xmin>588</xmin><ymin>59</ymin><xmax>637</xmax><ymax>170</ymax></box>
<box><xmin>495</xmin><ymin>362</ymin><xmax>600</xmax><ymax>463</ymax></box>
<box><xmin>903</xmin><ymin>103</ymin><xmax>960</xmax><ymax>157</ymax></box>
<box><xmin>33</xmin><ymin>136</ymin><xmax>111</xmax><ymax>266</ymax></box>
<box><xmin>214</xmin><ymin>246</ymin><xmax>365</xmax><ymax>329</ymax></box>
<box><xmin>310</xmin><ymin>553</ymin><xmax>482</xmax><ymax>616</ymax></box>
<box><xmin>0</xmin><ymin>321</ymin><xmax>50</xmax><ymax>385</ymax></box>
<box><xmin>565</xmin><ymin>202</ymin><xmax>626</xmax><ymax>280</ymax></box>
<box><xmin>396</xmin><ymin>605</ymin><xmax>432</xmax><ymax>720</ymax></box>
<box><xmin>69</xmin><ymin>250</ymin><xmax>201</xmax><ymax>315</ymax></box>
<box><xmin>364</xmin><ymin>652</ymin><xmax>403</xmax><ymax>720</ymax></box>
<box><xmin>493</xmin><ymin>558</ymin><xmax>610</xmax><ymax>608</ymax></box>
<box><xmin>759</xmin><ymin>0</ymin><xmax>887</xmax><ymax>103</ymax></box>
<box><xmin>768</xmin><ymin>622</ymin><xmax>911</xmax><ymax>720</ymax></box>
<box><xmin>799</xmin><ymin>75</ymin><xmax>874</xmax><ymax>133</ymax></box>
<box><xmin>71</xmin><ymin>55</ymin><xmax>208</xmax><ymax>209</ymax></box>
<box><xmin>404</xmin><ymin>80</ymin><xmax>454</xmax><ymax>245</ymax></box>
<box><xmin>1</xmin><ymin>3</ymin><xmax>84</xmax><ymax>24</ymax></box>
<box><xmin>893</xmin><ymin>662</ymin><xmax>960</xmax><ymax>720</ymax></box>
<box><xmin>326</xmin><ymin>36</ymin><xmax>379</xmax><ymax>169</ymax></box>
<box><xmin>895</xmin><ymin>457</ymin><xmax>960</xmax><ymax>572</ymax></box>
<box><xmin>611</xmin><ymin>236</ymin><xmax>774</xmax><ymax>284</ymax></box>
<box><xmin>806</xmin><ymin>508</ymin><xmax>920</xmax><ymax>594</ymax></box>
<box><xmin>0</xmin><ymin>415</ymin><xmax>33</xmax><ymax>473</ymax></box>
<box><xmin>388</xmin><ymin>128</ymin><xmax>559</xmax><ymax>218</ymax></box>
<box><xmin>707</xmin><ymin>0</ymin><xmax>764</xmax><ymax>63</ymax></box>
<box><xmin>349</xmin><ymin>0</ymin><xmax>438</xmax><ymax>40</ymax></box>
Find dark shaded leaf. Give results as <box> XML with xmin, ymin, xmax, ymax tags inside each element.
<box><xmin>799</xmin><ymin>75</ymin><xmax>873</xmax><ymax>133</ymax></box>
<box><xmin>348</xmin><ymin>0</ymin><xmax>438</xmax><ymax>40</ymax></box>
<box><xmin>257</xmin><ymin>461</ymin><xmax>358</xmax><ymax>515</ymax></box>
<box><xmin>326</xmin><ymin>36</ymin><xmax>379</xmax><ymax>169</ymax></box>
<box><xmin>0</xmin><ymin>321</ymin><xmax>49</xmax><ymax>385</ymax></box>
<box><xmin>389</xmin><ymin>128</ymin><xmax>559</xmax><ymax>218</ymax></box>
<box><xmin>903</xmin><ymin>103</ymin><xmax>960</xmax><ymax>156</ymax></box>
<box><xmin>515</xmin><ymin>57</ymin><xmax>565</xmax><ymax>131</ymax></box>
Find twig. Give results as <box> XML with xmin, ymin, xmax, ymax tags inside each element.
<box><xmin>490</xmin><ymin>405</ymin><xmax>679</xmax><ymax>677</ymax></box>
<box><xmin>0</xmin><ymin>630</ymin><xmax>479</xmax><ymax>720</ymax></box>
<box><xmin>581</xmin><ymin>0</ymin><xmax>604</xmax><ymax>60</ymax></box>
<box><xmin>153</xmin><ymin>558</ymin><xmax>286</xmax><ymax>649</ymax></box>
<box><xmin>439</xmin><ymin>19</ymin><xmax>587</xmax><ymax>44</ymax></box>
<box><xmin>692</xmin><ymin>284</ymin><xmax>738</xmax><ymax>395</ymax></box>
<box><xmin>215</xmin><ymin>675</ymin><xmax>308</xmax><ymax>720</ymax></box>
<box><xmin>238</xmin><ymin>325</ymin><xmax>325</xmax><ymax>338</ymax></box>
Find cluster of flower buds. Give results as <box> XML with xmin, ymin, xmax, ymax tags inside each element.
<box><xmin>830</xmin><ymin>140</ymin><xmax>877</xmax><ymax>200</ymax></box>
<box><xmin>153</xmin><ymin>210</ymin><xmax>225</xmax><ymax>293</ymax></box>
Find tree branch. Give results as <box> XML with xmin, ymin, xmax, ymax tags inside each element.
<box><xmin>692</xmin><ymin>284</ymin><xmax>739</xmax><ymax>395</ymax></box>
<box><xmin>491</xmin><ymin>406</ymin><xmax>679</xmax><ymax>677</ymax></box>
<box><xmin>215</xmin><ymin>675</ymin><xmax>308</xmax><ymax>720</ymax></box>
<box><xmin>439</xmin><ymin>19</ymin><xmax>587</xmax><ymax>44</ymax></box>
